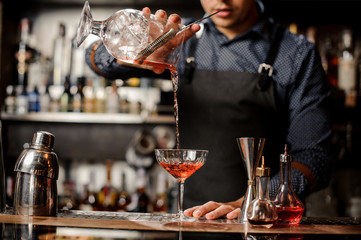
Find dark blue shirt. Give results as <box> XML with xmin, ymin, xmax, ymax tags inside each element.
<box><xmin>86</xmin><ymin>3</ymin><xmax>332</xmax><ymax>199</ymax></box>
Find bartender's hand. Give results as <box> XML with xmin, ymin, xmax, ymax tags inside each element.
<box><xmin>184</xmin><ymin>197</ymin><xmax>244</xmax><ymax>220</ymax></box>
<box><xmin>141</xmin><ymin>7</ymin><xmax>200</xmax><ymax>74</ymax></box>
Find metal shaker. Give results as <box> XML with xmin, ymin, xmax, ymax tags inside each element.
<box><xmin>13</xmin><ymin>131</ymin><xmax>59</xmax><ymax>216</ymax></box>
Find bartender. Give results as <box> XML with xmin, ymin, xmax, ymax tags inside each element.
<box><xmin>85</xmin><ymin>0</ymin><xmax>332</xmax><ymax>220</ymax></box>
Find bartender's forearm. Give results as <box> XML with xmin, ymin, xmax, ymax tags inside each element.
<box><xmin>85</xmin><ymin>41</ymin><xmax>171</xmax><ymax>79</ymax></box>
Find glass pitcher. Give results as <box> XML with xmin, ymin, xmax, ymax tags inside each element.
<box><xmin>76</xmin><ymin>1</ymin><xmax>185</xmax><ymax>71</ymax></box>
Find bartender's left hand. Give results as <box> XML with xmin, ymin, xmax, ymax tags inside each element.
<box><xmin>184</xmin><ymin>197</ymin><xmax>243</xmax><ymax>220</ymax></box>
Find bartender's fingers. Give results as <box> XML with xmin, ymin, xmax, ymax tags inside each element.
<box><xmin>142</xmin><ymin>7</ymin><xmax>151</xmax><ymax>14</ymax></box>
<box><xmin>226</xmin><ymin>208</ymin><xmax>241</xmax><ymax>219</ymax></box>
<box><xmin>204</xmin><ymin>204</ymin><xmax>237</xmax><ymax>220</ymax></box>
<box><xmin>184</xmin><ymin>201</ymin><xmax>222</xmax><ymax>219</ymax></box>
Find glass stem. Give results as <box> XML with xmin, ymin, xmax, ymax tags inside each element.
<box><xmin>92</xmin><ymin>20</ymin><xmax>102</xmax><ymax>37</ymax></box>
<box><xmin>178</xmin><ymin>179</ymin><xmax>185</xmax><ymax>220</ymax></box>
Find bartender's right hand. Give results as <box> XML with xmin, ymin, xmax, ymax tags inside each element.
<box><xmin>141</xmin><ymin>7</ymin><xmax>200</xmax><ymax>74</ymax></box>
<box><xmin>184</xmin><ymin>197</ymin><xmax>244</xmax><ymax>220</ymax></box>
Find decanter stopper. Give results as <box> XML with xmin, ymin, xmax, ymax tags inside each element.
<box><xmin>247</xmin><ymin>156</ymin><xmax>278</xmax><ymax>228</ymax></box>
<box><xmin>273</xmin><ymin>144</ymin><xmax>305</xmax><ymax>224</ymax></box>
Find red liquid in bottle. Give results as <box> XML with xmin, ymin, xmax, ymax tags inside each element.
<box><xmin>276</xmin><ymin>206</ymin><xmax>304</xmax><ymax>224</ymax></box>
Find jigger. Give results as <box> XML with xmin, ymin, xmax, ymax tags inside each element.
<box><xmin>236</xmin><ymin>137</ymin><xmax>266</xmax><ymax>223</ymax></box>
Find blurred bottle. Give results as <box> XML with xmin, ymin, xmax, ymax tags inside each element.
<box><xmin>4</xmin><ymin>85</ymin><xmax>17</xmax><ymax>114</ymax></box>
<box><xmin>79</xmin><ymin>171</ymin><xmax>99</xmax><ymax>211</ymax></box>
<box><xmin>98</xmin><ymin>160</ymin><xmax>118</xmax><ymax>211</ymax></box>
<box><xmin>60</xmin><ymin>77</ymin><xmax>73</xmax><ymax>112</ymax></box>
<box><xmin>52</xmin><ymin>23</ymin><xmax>69</xmax><ymax>86</ymax></box>
<box><xmin>15</xmin><ymin>85</ymin><xmax>28</xmax><ymax>115</ymax></box>
<box><xmin>58</xmin><ymin>180</ymin><xmax>78</xmax><ymax>210</ymax></box>
<box><xmin>106</xmin><ymin>82</ymin><xmax>120</xmax><ymax>113</ymax></box>
<box><xmin>116</xmin><ymin>172</ymin><xmax>130</xmax><ymax>212</ymax></box>
<box><xmin>16</xmin><ymin>18</ymin><xmax>34</xmax><ymax>88</ymax></box>
<box><xmin>128</xmin><ymin>168</ymin><xmax>150</xmax><ymax>213</ymax></box>
<box><xmin>27</xmin><ymin>85</ymin><xmax>40</xmax><ymax>112</ymax></box>
<box><xmin>83</xmin><ymin>80</ymin><xmax>95</xmax><ymax>113</ymax></box>
<box><xmin>321</xmin><ymin>36</ymin><xmax>338</xmax><ymax>87</ymax></box>
<box><xmin>69</xmin><ymin>27</ymin><xmax>85</xmax><ymax>86</ymax></box>
<box><xmin>338</xmin><ymin>28</ymin><xmax>356</xmax><ymax>92</ymax></box>
<box><xmin>39</xmin><ymin>85</ymin><xmax>51</xmax><ymax>112</ymax></box>
<box><xmin>152</xmin><ymin>171</ymin><xmax>168</xmax><ymax>213</ymax></box>
<box><xmin>94</xmin><ymin>79</ymin><xmax>106</xmax><ymax>113</ymax></box>
<box><xmin>73</xmin><ymin>77</ymin><xmax>85</xmax><ymax>112</ymax></box>
<box><xmin>6</xmin><ymin>176</ymin><xmax>15</xmax><ymax>207</ymax></box>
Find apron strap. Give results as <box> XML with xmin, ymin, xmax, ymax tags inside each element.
<box><xmin>257</xmin><ymin>26</ymin><xmax>285</xmax><ymax>91</ymax></box>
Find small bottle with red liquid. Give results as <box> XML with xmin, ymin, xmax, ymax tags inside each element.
<box><xmin>273</xmin><ymin>145</ymin><xmax>305</xmax><ymax>224</ymax></box>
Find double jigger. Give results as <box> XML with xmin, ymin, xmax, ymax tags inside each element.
<box><xmin>237</xmin><ymin>137</ymin><xmax>266</xmax><ymax>223</ymax></box>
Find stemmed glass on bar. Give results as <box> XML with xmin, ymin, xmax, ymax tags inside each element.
<box><xmin>154</xmin><ymin>149</ymin><xmax>208</xmax><ymax>221</ymax></box>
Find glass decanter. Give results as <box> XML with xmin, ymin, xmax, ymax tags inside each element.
<box><xmin>273</xmin><ymin>145</ymin><xmax>305</xmax><ymax>224</ymax></box>
<box><xmin>247</xmin><ymin>156</ymin><xmax>278</xmax><ymax>228</ymax></box>
<box><xmin>76</xmin><ymin>1</ymin><xmax>184</xmax><ymax>70</ymax></box>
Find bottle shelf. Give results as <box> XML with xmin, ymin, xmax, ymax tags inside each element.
<box><xmin>0</xmin><ymin>112</ymin><xmax>175</xmax><ymax>125</ymax></box>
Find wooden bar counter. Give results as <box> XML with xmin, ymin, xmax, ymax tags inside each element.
<box><xmin>0</xmin><ymin>210</ymin><xmax>360</xmax><ymax>239</ymax></box>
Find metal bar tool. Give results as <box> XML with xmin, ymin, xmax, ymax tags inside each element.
<box><xmin>237</xmin><ymin>137</ymin><xmax>266</xmax><ymax>223</ymax></box>
<box><xmin>135</xmin><ymin>10</ymin><xmax>223</xmax><ymax>62</ymax></box>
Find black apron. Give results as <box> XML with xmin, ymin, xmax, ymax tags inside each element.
<box><xmin>178</xmin><ymin>26</ymin><xmax>286</xmax><ymax>208</ymax></box>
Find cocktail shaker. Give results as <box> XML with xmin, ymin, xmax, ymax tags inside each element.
<box><xmin>13</xmin><ymin>131</ymin><xmax>59</xmax><ymax>216</ymax></box>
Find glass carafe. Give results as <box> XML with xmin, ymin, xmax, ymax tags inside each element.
<box><xmin>247</xmin><ymin>157</ymin><xmax>278</xmax><ymax>228</ymax></box>
<box><xmin>273</xmin><ymin>145</ymin><xmax>305</xmax><ymax>224</ymax></box>
<box><xmin>76</xmin><ymin>1</ymin><xmax>184</xmax><ymax>70</ymax></box>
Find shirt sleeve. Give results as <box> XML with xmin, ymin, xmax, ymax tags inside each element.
<box><xmin>85</xmin><ymin>40</ymin><xmax>170</xmax><ymax>80</ymax></box>
<box><xmin>269</xmin><ymin>39</ymin><xmax>332</xmax><ymax>200</ymax></box>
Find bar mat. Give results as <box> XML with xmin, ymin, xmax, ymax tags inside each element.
<box><xmin>56</xmin><ymin>209</ymin><xmax>239</xmax><ymax>224</ymax></box>
<box><xmin>300</xmin><ymin>217</ymin><xmax>361</xmax><ymax>225</ymax></box>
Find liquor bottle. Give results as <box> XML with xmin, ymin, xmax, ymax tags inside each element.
<box><xmin>82</xmin><ymin>80</ymin><xmax>95</xmax><ymax>113</ymax></box>
<box><xmin>338</xmin><ymin>28</ymin><xmax>356</xmax><ymax>92</ymax></box>
<box><xmin>39</xmin><ymin>85</ymin><xmax>51</xmax><ymax>112</ymax></box>
<box><xmin>128</xmin><ymin>168</ymin><xmax>150</xmax><ymax>213</ymax></box>
<box><xmin>321</xmin><ymin>36</ymin><xmax>338</xmax><ymax>87</ymax></box>
<box><xmin>152</xmin><ymin>171</ymin><xmax>168</xmax><ymax>213</ymax></box>
<box><xmin>79</xmin><ymin>171</ymin><xmax>99</xmax><ymax>211</ymax></box>
<box><xmin>4</xmin><ymin>85</ymin><xmax>17</xmax><ymax>114</ymax></box>
<box><xmin>27</xmin><ymin>85</ymin><xmax>40</xmax><ymax>112</ymax></box>
<box><xmin>72</xmin><ymin>77</ymin><xmax>85</xmax><ymax>112</ymax></box>
<box><xmin>273</xmin><ymin>145</ymin><xmax>305</xmax><ymax>224</ymax></box>
<box><xmin>52</xmin><ymin>23</ymin><xmax>68</xmax><ymax>86</ymax></box>
<box><xmin>60</xmin><ymin>77</ymin><xmax>73</xmax><ymax>112</ymax></box>
<box><xmin>58</xmin><ymin>180</ymin><xmax>79</xmax><ymax>210</ymax></box>
<box><xmin>98</xmin><ymin>160</ymin><xmax>118</xmax><ymax>211</ymax></box>
<box><xmin>116</xmin><ymin>172</ymin><xmax>130</xmax><ymax>212</ymax></box>
<box><xmin>15</xmin><ymin>85</ymin><xmax>28</xmax><ymax>115</ymax></box>
<box><xmin>16</xmin><ymin>18</ymin><xmax>31</xmax><ymax>88</ymax></box>
<box><xmin>106</xmin><ymin>82</ymin><xmax>120</xmax><ymax>113</ymax></box>
<box><xmin>69</xmin><ymin>27</ymin><xmax>85</xmax><ymax>86</ymax></box>
<box><xmin>94</xmin><ymin>79</ymin><xmax>106</xmax><ymax>113</ymax></box>
<box><xmin>247</xmin><ymin>156</ymin><xmax>277</xmax><ymax>228</ymax></box>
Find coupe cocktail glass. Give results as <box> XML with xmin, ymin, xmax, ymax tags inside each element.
<box><xmin>76</xmin><ymin>1</ymin><xmax>184</xmax><ymax>71</ymax></box>
<box><xmin>154</xmin><ymin>149</ymin><xmax>208</xmax><ymax>221</ymax></box>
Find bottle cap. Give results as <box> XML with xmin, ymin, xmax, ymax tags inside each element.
<box><xmin>280</xmin><ymin>144</ymin><xmax>292</xmax><ymax>163</ymax></box>
<box><xmin>256</xmin><ymin>156</ymin><xmax>270</xmax><ymax>177</ymax></box>
<box><xmin>31</xmin><ymin>131</ymin><xmax>55</xmax><ymax>150</ymax></box>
